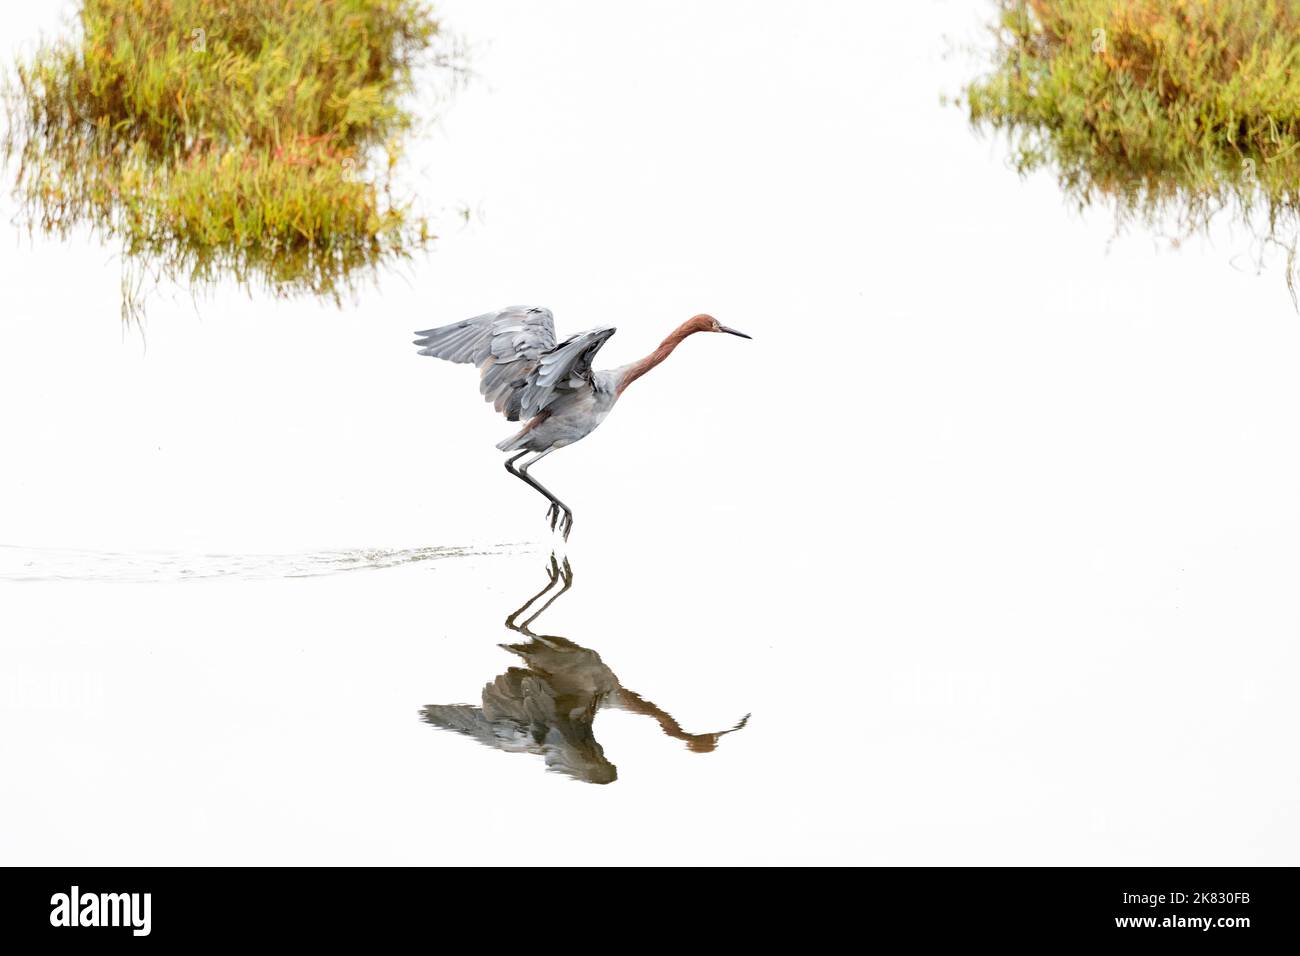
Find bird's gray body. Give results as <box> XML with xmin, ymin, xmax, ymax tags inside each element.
<box><xmin>414</xmin><ymin>305</ymin><xmax>625</xmax><ymax>454</ymax></box>
<box><xmin>499</xmin><ymin>374</ymin><xmax>620</xmax><ymax>452</ymax></box>
<box><xmin>414</xmin><ymin>304</ymin><xmax>748</xmax><ymax>538</ymax></box>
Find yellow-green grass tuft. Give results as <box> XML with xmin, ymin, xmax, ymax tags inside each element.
<box><xmin>2</xmin><ymin>0</ymin><xmax>462</xmax><ymax>320</ymax></box>
<box><xmin>963</xmin><ymin>0</ymin><xmax>1300</xmax><ymax>301</ymax></box>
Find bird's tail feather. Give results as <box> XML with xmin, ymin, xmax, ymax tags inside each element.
<box><xmin>495</xmin><ymin>409</ymin><xmax>550</xmax><ymax>452</ymax></box>
<box><xmin>496</xmin><ymin>429</ymin><xmax>527</xmax><ymax>452</ymax></box>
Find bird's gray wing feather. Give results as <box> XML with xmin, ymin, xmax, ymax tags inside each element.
<box><xmin>415</xmin><ymin>306</ymin><xmax>615</xmax><ymax>422</ymax></box>
<box><xmin>414</xmin><ymin>305</ymin><xmax>556</xmax><ymax>365</ymax></box>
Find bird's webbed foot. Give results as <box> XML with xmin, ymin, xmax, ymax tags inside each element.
<box><xmin>546</xmin><ymin>502</ymin><xmax>561</xmax><ymax>532</ymax></box>
<box><xmin>560</xmin><ymin>508</ymin><xmax>573</xmax><ymax>541</ymax></box>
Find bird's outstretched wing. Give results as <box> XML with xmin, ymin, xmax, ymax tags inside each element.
<box><xmin>415</xmin><ymin>306</ymin><xmax>616</xmax><ymax>422</ymax></box>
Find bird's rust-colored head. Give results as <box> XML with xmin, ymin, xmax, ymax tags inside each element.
<box><xmin>687</xmin><ymin>313</ymin><xmax>751</xmax><ymax>339</ymax></box>
<box><xmin>618</xmin><ymin>312</ymin><xmax>753</xmax><ymax>397</ymax></box>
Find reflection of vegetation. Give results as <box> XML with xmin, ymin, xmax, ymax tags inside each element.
<box><xmin>2</xmin><ymin>0</ymin><xmax>463</xmax><ymax>320</ymax></box>
<box><xmin>964</xmin><ymin>0</ymin><xmax>1300</xmax><ymax>299</ymax></box>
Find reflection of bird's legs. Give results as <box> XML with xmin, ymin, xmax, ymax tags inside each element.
<box><xmin>505</xmin><ymin>552</ymin><xmax>564</xmax><ymax>634</ymax></box>
<box><xmin>521</xmin><ymin>556</ymin><xmax>572</xmax><ymax>630</ymax></box>
<box><xmin>515</xmin><ymin>448</ymin><xmax>573</xmax><ymax>540</ymax></box>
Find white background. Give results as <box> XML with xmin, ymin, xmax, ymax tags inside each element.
<box><xmin>1</xmin><ymin>0</ymin><xmax>1297</xmax><ymax>864</ymax></box>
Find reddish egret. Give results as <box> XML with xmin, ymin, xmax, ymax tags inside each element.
<box><xmin>414</xmin><ymin>307</ymin><xmax>750</xmax><ymax>537</ymax></box>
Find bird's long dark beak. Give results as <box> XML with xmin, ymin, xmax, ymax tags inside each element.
<box><xmin>719</xmin><ymin>326</ymin><xmax>752</xmax><ymax>339</ymax></box>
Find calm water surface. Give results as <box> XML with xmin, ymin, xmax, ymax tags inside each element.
<box><xmin>2</xmin><ymin>1</ymin><xmax>1297</xmax><ymax>865</ymax></box>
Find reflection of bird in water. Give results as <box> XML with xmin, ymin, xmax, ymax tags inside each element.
<box><xmin>414</xmin><ymin>306</ymin><xmax>750</xmax><ymax>539</ymax></box>
<box><xmin>421</xmin><ymin>555</ymin><xmax>749</xmax><ymax>784</ymax></box>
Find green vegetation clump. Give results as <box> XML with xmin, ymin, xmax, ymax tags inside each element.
<box><xmin>2</xmin><ymin>0</ymin><xmax>460</xmax><ymax>319</ymax></box>
<box><xmin>964</xmin><ymin>0</ymin><xmax>1300</xmax><ymax>298</ymax></box>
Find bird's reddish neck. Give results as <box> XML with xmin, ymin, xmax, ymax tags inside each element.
<box><xmin>616</xmin><ymin>320</ymin><xmax>703</xmax><ymax>396</ymax></box>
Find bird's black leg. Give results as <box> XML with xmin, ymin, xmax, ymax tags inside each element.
<box><xmin>505</xmin><ymin>450</ymin><xmax>561</xmax><ymax>529</ymax></box>
<box><xmin>515</xmin><ymin>450</ymin><xmax>574</xmax><ymax>540</ymax></box>
<box><xmin>503</xmin><ymin>450</ymin><xmax>530</xmax><ymax>477</ymax></box>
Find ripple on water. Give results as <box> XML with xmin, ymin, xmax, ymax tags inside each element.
<box><xmin>0</xmin><ymin>542</ymin><xmax>522</xmax><ymax>583</ymax></box>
